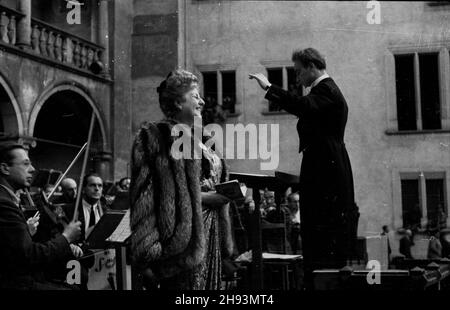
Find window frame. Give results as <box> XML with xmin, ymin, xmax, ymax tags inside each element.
<box><xmin>196</xmin><ymin>64</ymin><xmax>241</xmax><ymax>118</ymax></box>
<box><xmin>386</xmin><ymin>43</ymin><xmax>450</xmax><ymax>134</ymax></box>
<box><xmin>392</xmin><ymin>167</ymin><xmax>450</xmax><ymax>230</ymax></box>
<box><xmin>260</xmin><ymin>60</ymin><xmax>305</xmax><ymax>115</ymax></box>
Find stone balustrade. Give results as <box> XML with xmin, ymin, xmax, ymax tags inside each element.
<box><xmin>31</xmin><ymin>18</ymin><xmax>104</xmax><ymax>72</ymax></box>
<box><xmin>0</xmin><ymin>5</ymin><xmax>24</xmax><ymax>46</ymax></box>
<box><xmin>0</xmin><ymin>4</ymin><xmax>105</xmax><ymax>76</ymax></box>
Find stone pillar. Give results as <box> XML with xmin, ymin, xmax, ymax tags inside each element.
<box><xmin>93</xmin><ymin>151</ymin><xmax>112</xmax><ymax>182</ymax></box>
<box><xmin>98</xmin><ymin>0</ymin><xmax>110</xmax><ymax>78</ymax></box>
<box><xmin>419</xmin><ymin>172</ymin><xmax>428</xmax><ymax>229</ymax></box>
<box><xmin>16</xmin><ymin>0</ymin><xmax>31</xmax><ymax>49</ymax></box>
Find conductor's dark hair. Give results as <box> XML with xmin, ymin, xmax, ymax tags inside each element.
<box><xmin>0</xmin><ymin>143</ymin><xmax>25</xmax><ymax>166</ymax></box>
<box><xmin>82</xmin><ymin>172</ymin><xmax>103</xmax><ymax>188</ymax></box>
<box><xmin>292</xmin><ymin>48</ymin><xmax>326</xmax><ymax>70</ymax></box>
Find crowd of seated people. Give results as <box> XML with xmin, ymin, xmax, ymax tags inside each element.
<box><xmin>232</xmin><ymin>187</ymin><xmax>302</xmax><ymax>256</ymax></box>
<box><xmin>260</xmin><ymin>189</ymin><xmax>302</xmax><ymax>255</ymax></box>
<box><xmin>383</xmin><ymin>223</ymin><xmax>450</xmax><ymax>265</ymax></box>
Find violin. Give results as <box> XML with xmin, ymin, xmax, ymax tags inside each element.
<box><xmin>39</xmin><ymin>189</ymin><xmax>69</xmax><ymax>229</ymax></box>
<box><xmin>25</xmin><ymin>188</ymin><xmax>68</xmax><ymax>241</ymax></box>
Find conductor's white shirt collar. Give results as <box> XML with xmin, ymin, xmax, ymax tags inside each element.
<box><xmin>310</xmin><ymin>72</ymin><xmax>329</xmax><ymax>89</ymax></box>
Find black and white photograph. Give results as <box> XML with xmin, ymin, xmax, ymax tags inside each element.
<box><xmin>0</xmin><ymin>0</ymin><xmax>450</xmax><ymax>299</ymax></box>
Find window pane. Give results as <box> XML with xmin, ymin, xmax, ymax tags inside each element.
<box><xmin>419</xmin><ymin>53</ymin><xmax>441</xmax><ymax>130</ymax></box>
<box><xmin>267</xmin><ymin>68</ymin><xmax>283</xmax><ymax>112</ymax></box>
<box><xmin>287</xmin><ymin>67</ymin><xmax>302</xmax><ymax>96</ymax></box>
<box><xmin>426</xmin><ymin>179</ymin><xmax>446</xmax><ymax>229</ymax></box>
<box><xmin>395</xmin><ymin>54</ymin><xmax>417</xmax><ymax>131</ymax></box>
<box><xmin>202</xmin><ymin>71</ymin><xmax>218</xmax><ymax>108</ymax></box>
<box><xmin>221</xmin><ymin>71</ymin><xmax>236</xmax><ymax>114</ymax></box>
<box><xmin>401</xmin><ymin>179</ymin><xmax>421</xmax><ymax>230</ymax></box>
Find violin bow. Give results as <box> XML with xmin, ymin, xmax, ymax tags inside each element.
<box><xmin>73</xmin><ymin>112</ymin><xmax>96</xmax><ymax>222</ymax></box>
<box><xmin>45</xmin><ymin>142</ymin><xmax>88</xmax><ymax>201</ymax></box>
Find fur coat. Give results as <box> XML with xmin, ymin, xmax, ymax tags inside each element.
<box><xmin>130</xmin><ymin>119</ymin><xmax>233</xmax><ymax>280</ymax></box>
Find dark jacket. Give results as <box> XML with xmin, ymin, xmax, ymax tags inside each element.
<box><xmin>266</xmin><ymin>77</ymin><xmax>348</xmax><ymax>153</ymax></box>
<box><xmin>266</xmin><ymin>78</ymin><xmax>359</xmax><ymax>262</ymax></box>
<box><xmin>0</xmin><ymin>184</ymin><xmax>73</xmax><ymax>289</ymax></box>
<box><xmin>63</xmin><ymin>198</ymin><xmax>108</xmax><ymax>243</ymax></box>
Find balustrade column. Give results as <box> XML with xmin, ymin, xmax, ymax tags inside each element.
<box><xmin>47</xmin><ymin>31</ymin><xmax>55</xmax><ymax>59</ymax></box>
<box><xmin>31</xmin><ymin>24</ymin><xmax>39</xmax><ymax>53</ymax></box>
<box><xmin>54</xmin><ymin>34</ymin><xmax>62</xmax><ymax>62</ymax></box>
<box><xmin>7</xmin><ymin>15</ymin><xmax>16</xmax><ymax>45</ymax></box>
<box><xmin>0</xmin><ymin>12</ymin><xmax>8</xmax><ymax>43</ymax></box>
<box><xmin>16</xmin><ymin>0</ymin><xmax>31</xmax><ymax>49</ymax></box>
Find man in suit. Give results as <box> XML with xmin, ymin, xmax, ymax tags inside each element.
<box><xmin>0</xmin><ymin>142</ymin><xmax>82</xmax><ymax>289</ymax></box>
<box><xmin>250</xmin><ymin>47</ymin><xmax>359</xmax><ymax>289</ymax></box>
<box><xmin>62</xmin><ymin>173</ymin><xmax>108</xmax><ymax>289</ymax></box>
<box><xmin>65</xmin><ymin>173</ymin><xmax>108</xmax><ymax>243</ymax></box>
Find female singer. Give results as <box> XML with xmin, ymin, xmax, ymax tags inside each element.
<box><xmin>130</xmin><ymin>69</ymin><xmax>234</xmax><ymax>290</ymax></box>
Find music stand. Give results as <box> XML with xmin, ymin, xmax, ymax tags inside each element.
<box><xmin>105</xmin><ymin>209</ymin><xmax>132</xmax><ymax>290</ymax></box>
<box><xmin>84</xmin><ymin>210</ymin><xmax>127</xmax><ymax>250</ymax></box>
<box><xmin>228</xmin><ymin>172</ymin><xmax>279</xmax><ymax>289</ymax></box>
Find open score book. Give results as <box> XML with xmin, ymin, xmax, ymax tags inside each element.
<box><xmin>214</xmin><ymin>179</ymin><xmax>248</xmax><ymax>201</ymax></box>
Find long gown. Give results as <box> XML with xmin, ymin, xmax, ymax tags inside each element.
<box><xmin>159</xmin><ymin>142</ymin><xmax>227</xmax><ymax>290</ymax></box>
<box><xmin>192</xmin><ymin>142</ymin><xmax>225</xmax><ymax>290</ymax></box>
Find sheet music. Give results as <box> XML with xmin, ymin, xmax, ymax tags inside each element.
<box><xmin>262</xmin><ymin>253</ymin><xmax>302</xmax><ymax>260</ymax></box>
<box><xmin>106</xmin><ymin>209</ymin><xmax>131</xmax><ymax>243</ymax></box>
<box><xmin>234</xmin><ymin>250</ymin><xmax>302</xmax><ymax>262</ymax></box>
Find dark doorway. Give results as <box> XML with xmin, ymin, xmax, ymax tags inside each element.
<box><xmin>30</xmin><ymin>90</ymin><xmax>103</xmax><ymax>181</ymax></box>
<box><xmin>0</xmin><ymin>84</ymin><xmax>19</xmax><ymax>135</ymax></box>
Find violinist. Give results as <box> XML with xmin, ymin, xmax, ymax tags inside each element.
<box><xmin>0</xmin><ymin>142</ymin><xmax>82</xmax><ymax>290</ymax></box>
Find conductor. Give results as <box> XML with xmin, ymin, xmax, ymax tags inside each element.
<box><xmin>249</xmin><ymin>47</ymin><xmax>359</xmax><ymax>289</ymax></box>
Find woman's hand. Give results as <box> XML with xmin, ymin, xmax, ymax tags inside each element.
<box><xmin>201</xmin><ymin>191</ymin><xmax>230</xmax><ymax>207</ymax></box>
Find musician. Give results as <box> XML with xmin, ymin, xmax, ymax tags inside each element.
<box><xmin>0</xmin><ymin>142</ymin><xmax>82</xmax><ymax>290</ymax></box>
<box><xmin>60</xmin><ymin>173</ymin><xmax>109</xmax><ymax>290</ymax></box>
<box><xmin>285</xmin><ymin>192</ymin><xmax>301</xmax><ymax>254</ymax></box>
<box><xmin>52</xmin><ymin>178</ymin><xmax>77</xmax><ymax>204</ymax></box>
<box><xmin>118</xmin><ymin>177</ymin><xmax>130</xmax><ymax>192</ymax></box>
<box><xmin>65</xmin><ymin>173</ymin><xmax>108</xmax><ymax>242</ymax></box>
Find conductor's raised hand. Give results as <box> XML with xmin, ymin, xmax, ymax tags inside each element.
<box><xmin>249</xmin><ymin>73</ymin><xmax>271</xmax><ymax>91</ymax></box>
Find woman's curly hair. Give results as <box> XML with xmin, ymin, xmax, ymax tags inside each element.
<box><xmin>157</xmin><ymin>69</ymin><xmax>199</xmax><ymax>118</ymax></box>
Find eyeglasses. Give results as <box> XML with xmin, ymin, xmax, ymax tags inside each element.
<box><xmin>9</xmin><ymin>160</ymin><xmax>33</xmax><ymax>168</ymax></box>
